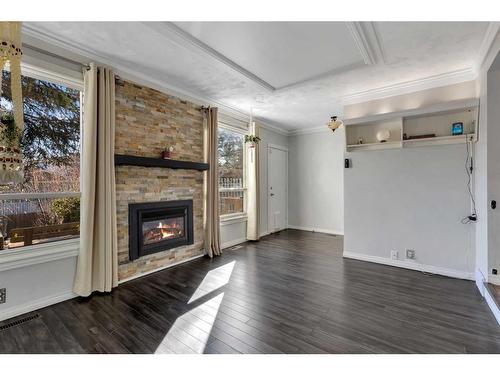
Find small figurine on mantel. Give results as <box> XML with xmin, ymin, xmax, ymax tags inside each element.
<box><xmin>161</xmin><ymin>145</ymin><xmax>174</xmax><ymax>159</ymax></box>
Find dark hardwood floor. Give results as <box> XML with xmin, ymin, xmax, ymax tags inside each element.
<box><xmin>1</xmin><ymin>229</ymin><xmax>500</xmax><ymax>354</ymax></box>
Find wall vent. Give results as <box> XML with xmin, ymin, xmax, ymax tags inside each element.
<box><xmin>0</xmin><ymin>313</ymin><xmax>41</xmax><ymax>331</ymax></box>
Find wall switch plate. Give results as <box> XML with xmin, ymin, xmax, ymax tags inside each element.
<box><xmin>406</xmin><ymin>249</ymin><xmax>416</xmax><ymax>260</ymax></box>
<box><xmin>390</xmin><ymin>250</ymin><xmax>398</xmax><ymax>260</ymax></box>
<box><xmin>0</xmin><ymin>288</ymin><xmax>6</xmax><ymax>304</ymax></box>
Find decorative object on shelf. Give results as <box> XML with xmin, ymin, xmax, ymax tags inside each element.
<box><xmin>327</xmin><ymin>116</ymin><xmax>343</xmax><ymax>133</ymax></box>
<box><xmin>244</xmin><ymin>134</ymin><xmax>261</xmax><ymax>148</ymax></box>
<box><xmin>0</xmin><ymin>22</ymin><xmax>24</xmax><ymax>185</ymax></box>
<box><xmin>376</xmin><ymin>129</ymin><xmax>391</xmax><ymax>143</ymax></box>
<box><xmin>161</xmin><ymin>145</ymin><xmax>174</xmax><ymax>159</ymax></box>
<box><xmin>407</xmin><ymin>134</ymin><xmax>436</xmax><ymax>140</ymax></box>
<box><xmin>357</xmin><ymin>137</ymin><xmax>364</xmax><ymax>145</ymax></box>
<box><xmin>452</xmin><ymin>122</ymin><xmax>464</xmax><ymax>136</ymax></box>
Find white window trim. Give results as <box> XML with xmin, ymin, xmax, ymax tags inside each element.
<box><xmin>218</xmin><ymin>123</ymin><xmax>248</xmax><ymax>219</ymax></box>
<box><xmin>0</xmin><ymin>192</ymin><xmax>80</xmax><ymax>200</ymax></box>
<box><xmin>220</xmin><ymin>212</ymin><xmax>248</xmax><ymax>225</ymax></box>
<box><xmin>0</xmin><ymin>237</ymin><xmax>79</xmax><ymax>272</ymax></box>
<box><xmin>0</xmin><ymin>62</ymin><xmax>83</xmax><ymax>256</ymax></box>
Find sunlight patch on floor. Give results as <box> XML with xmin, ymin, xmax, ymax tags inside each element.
<box><xmin>155</xmin><ymin>292</ymin><xmax>224</xmax><ymax>354</ymax></box>
<box><xmin>188</xmin><ymin>260</ymin><xmax>235</xmax><ymax>304</ymax></box>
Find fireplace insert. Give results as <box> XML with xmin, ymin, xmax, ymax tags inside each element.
<box><xmin>128</xmin><ymin>200</ymin><xmax>193</xmax><ymax>260</ymax></box>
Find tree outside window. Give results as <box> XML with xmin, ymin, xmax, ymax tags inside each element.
<box><xmin>218</xmin><ymin>127</ymin><xmax>245</xmax><ymax>216</ymax></box>
<box><xmin>0</xmin><ymin>70</ymin><xmax>81</xmax><ymax>249</ymax></box>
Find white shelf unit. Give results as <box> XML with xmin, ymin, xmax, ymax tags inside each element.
<box><xmin>344</xmin><ymin>98</ymin><xmax>479</xmax><ymax>152</ymax></box>
<box><xmin>345</xmin><ymin>118</ymin><xmax>402</xmax><ymax>152</ymax></box>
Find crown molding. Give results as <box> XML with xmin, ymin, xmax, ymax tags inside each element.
<box><xmin>21</xmin><ymin>23</ymin><xmax>292</xmax><ymax>136</ymax></box>
<box><xmin>341</xmin><ymin>67</ymin><xmax>476</xmax><ymax>105</ymax></box>
<box><xmin>474</xmin><ymin>22</ymin><xmax>500</xmax><ymax>75</ymax></box>
<box><xmin>142</xmin><ymin>22</ymin><xmax>275</xmax><ymax>93</ymax></box>
<box><xmin>255</xmin><ymin>117</ymin><xmax>290</xmax><ymax>136</ymax></box>
<box><xmin>346</xmin><ymin>22</ymin><xmax>383</xmax><ymax>66</ymax></box>
<box><xmin>360</xmin><ymin>22</ymin><xmax>386</xmax><ymax>65</ymax></box>
<box><xmin>288</xmin><ymin>125</ymin><xmax>330</xmax><ymax>136</ymax></box>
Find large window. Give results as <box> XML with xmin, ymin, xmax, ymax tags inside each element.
<box><xmin>218</xmin><ymin>126</ymin><xmax>245</xmax><ymax>217</ymax></box>
<box><xmin>0</xmin><ymin>70</ymin><xmax>81</xmax><ymax>250</ymax></box>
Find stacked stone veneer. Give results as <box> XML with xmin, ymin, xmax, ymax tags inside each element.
<box><xmin>115</xmin><ymin>78</ymin><xmax>205</xmax><ymax>281</ymax></box>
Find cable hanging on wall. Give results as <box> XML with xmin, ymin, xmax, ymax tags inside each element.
<box><xmin>461</xmin><ymin>137</ymin><xmax>477</xmax><ymax>224</ymax></box>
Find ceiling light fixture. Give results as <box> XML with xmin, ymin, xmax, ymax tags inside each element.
<box><xmin>327</xmin><ymin>116</ymin><xmax>343</xmax><ymax>133</ymax></box>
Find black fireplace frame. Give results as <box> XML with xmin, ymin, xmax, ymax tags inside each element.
<box><xmin>128</xmin><ymin>200</ymin><xmax>194</xmax><ymax>261</ymax></box>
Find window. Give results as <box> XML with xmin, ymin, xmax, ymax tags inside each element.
<box><xmin>218</xmin><ymin>126</ymin><xmax>246</xmax><ymax>217</ymax></box>
<box><xmin>0</xmin><ymin>70</ymin><xmax>81</xmax><ymax>250</ymax></box>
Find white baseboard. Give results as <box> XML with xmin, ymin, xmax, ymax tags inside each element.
<box><xmin>260</xmin><ymin>230</ymin><xmax>270</xmax><ymax>237</ymax></box>
<box><xmin>484</xmin><ymin>284</ymin><xmax>500</xmax><ymax>325</ymax></box>
<box><xmin>476</xmin><ymin>269</ymin><xmax>486</xmax><ymax>296</ymax></box>
<box><xmin>287</xmin><ymin>225</ymin><xmax>344</xmax><ymax>236</ymax></box>
<box><xmin>0</xmin><ymin>290</ymin><xmax>77</xmax><ymax>322</ymax></box>
<box><xmin>488</xmin><ymin>274</ymin><xmax>500</xmax><ymax>286</ymax></box>
<box><xmin>221</xmin><ymin>238</ymin><xmax>247</xmax><ymax>250</ymax></box>
<box><xmin>343</xmin><ymin>251</ymin><xmax>474</xmax><ymax>281</ymax></box>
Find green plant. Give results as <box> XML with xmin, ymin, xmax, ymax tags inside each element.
<box><xmin>52</xmin><ymin>197</ymin><xmax>80</xmax><ymax>223</ymax></box>
<box><xmin>244</xmin><ymin>135</ymin><xmax>261</xmax><ymax>144</ymax></box>
<box><xmin>0</xmin><ymin>112</ymin><xmax>21</xmax><ymax>148</ymax></box>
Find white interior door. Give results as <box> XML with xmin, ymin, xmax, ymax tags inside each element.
<box><xmin>268</xmin><ymin>146</ymin><xmax>288</xmax><ymax>233</ymax></box>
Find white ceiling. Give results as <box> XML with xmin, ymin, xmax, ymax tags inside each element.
<box><xmin>22</xmin><ymin>21</ymin><xmax>493</xmax><ymax>132</ymax></box>
<box><xmin>174</xmin><ymin>22</ymin><xmax>366</xmax><ymax>89</ymax></box>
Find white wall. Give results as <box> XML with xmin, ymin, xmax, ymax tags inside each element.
<box><xmin>0</xmin><ymin>240</ymin><xmax>78</xmax><ymax>321</ymax></box>
<box><xmin>475</xmin><ymin>69</ymin><xmax>489</xmax><ymax>288</ymax></box>
<box><xmin>487</xmin><ymin>68</ymin><xmax>500</xmax><ymax>281</ymax></box>
<box><xmin>287</xmin><ymin>128</ymin><xmax>344</xmax><ymax>235</ymax></box>
<box><xmin>343</xmin><ymin>81</ymin><xmax>478</xmax><ymax>280</ymax></box>
<box><xmin>344</xmin><ymin>145</ymin><xmax>475</xmax><ymax>279</ymax></box>
<box><xmin>474</xmin><ymin>35</ymin><xmax>500</xmax><ymax>290</ymax></box>
<box><xmin>344</xmin><ymin>81</ymin><xmax>477</xmax><ymax>119</ymax></box>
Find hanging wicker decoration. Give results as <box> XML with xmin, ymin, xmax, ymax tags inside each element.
<box><xmin>0</xmin><ymin>21</ymin><xmax>24</xmax><ymax>184</ymax></box>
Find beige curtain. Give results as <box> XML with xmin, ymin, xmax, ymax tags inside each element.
<box><xmin>203</xmin><ymin>107</ymin><xmax>222</xmax><ymax>257</ymax></box>
<box><xmin>73</xmin><ymin>63</ymin><xmax>118</xmax><ymax>297</ymax></box>
<box><xmin>246</xmin><ymin>122</ymin><xmax>260</xmax><ymax>240</ymax></box>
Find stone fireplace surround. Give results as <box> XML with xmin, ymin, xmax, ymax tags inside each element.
<box><xmin>115</xmin><ymin>78</ymin><xmax>205</xmax><ymax>281</ymax></box>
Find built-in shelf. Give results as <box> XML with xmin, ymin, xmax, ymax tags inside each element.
<box><xmin>115</xmin><ymin>154</ymin><xmax>209</xmax><ymax>171</ymax></box>
<box><xmin>346</xmin><ymin>141</ymin><xmax>402</xmax><ymax>152</ymax></box>
<box><xmin>344</xmin><ymin>98</ymin><xmax>479</xmax><ymax>152</ymax></box>
<box><xmin>403</xmin><ymin>134</ymin><xmax>475</xmax><ymax>148</ymax></box>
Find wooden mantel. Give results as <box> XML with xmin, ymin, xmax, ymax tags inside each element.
<box><xmin>114</xmin><ymin>154</ymin><xmax>209</xmax><ymax>171</ymax></box>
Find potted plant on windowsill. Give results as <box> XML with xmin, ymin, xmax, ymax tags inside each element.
<box><xmin>161</xmin><ymin>146</ymin><xmax>174</xmax><ymax>159</ymax></box>
<box><xmin>244</xmin><ymin>135</ymin><xmax>261</xmax><ymax>148</ymax></box>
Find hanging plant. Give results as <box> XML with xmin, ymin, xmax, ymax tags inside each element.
<box><xmin>244</xmin><ymin>135</ymin><xmax>261</xmax><ymax>148</ymax></box>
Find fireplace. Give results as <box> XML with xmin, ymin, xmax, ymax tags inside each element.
<box><xmin>128</xmin><ymin>200</ymin><xmax>194</xmax><ymax>260</ymax></box>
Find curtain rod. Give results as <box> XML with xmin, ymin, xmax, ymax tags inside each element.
<box><xmin>22</xmin><ymin>43</ymin><xmax>90</xmax><ymax>70</ymax></box>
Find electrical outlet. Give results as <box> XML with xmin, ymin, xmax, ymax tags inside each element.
<box><xmin>406</xmin><ymin>249</ymin><xmax>416</xmax><ymax>260</ymax></box>
<box><xmin>0</xmin><ymin>288</ymin><xmax>6</xmax><ymax>304</ymax></box>
<box><xmin>390</xmin><ymin>250</ymin><xmax>398</xmax><ymax>260</ymax></box>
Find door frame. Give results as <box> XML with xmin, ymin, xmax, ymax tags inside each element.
<box><xmin>267</xmin><ymin>143</ymin><xmax>289</xmax><ymax>234</ymax></box>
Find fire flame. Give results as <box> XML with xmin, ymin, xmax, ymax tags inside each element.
<box><xmin>158</xmin><ymin>221</ymin><xmax>179</xmax><ymax>239</ymax></box>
